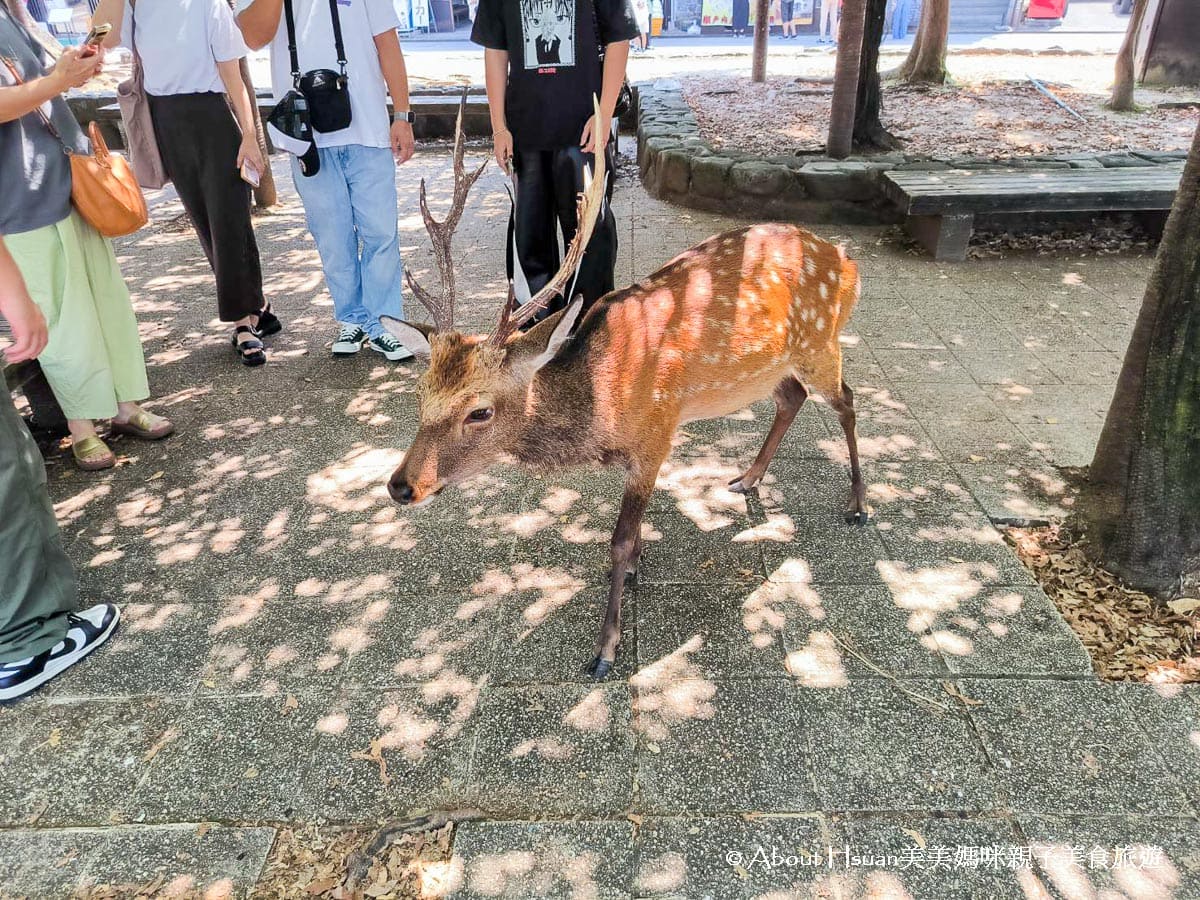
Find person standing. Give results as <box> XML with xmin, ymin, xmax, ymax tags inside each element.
<box><xmin>731</xmin><ymin>0</ymin><xmax>749</xmax><ymax>35</ymax></box>
<box><xmin>0</xmin><ymin>236</ymin><xmax>121</xmax><ymax>702</ymax></box>
<box><xmin>781</xmin><ymin>0</ymin><xmax>796</xmax><ymax>37</ymax></box>
<box><xmin>237</xmin><ymin>0</ymin><xmax>418</xmax><ymax>362</ymax></box>
<box><xmin>630</xmin><ymin>0</ymin><xmax>649</xmax><ymax>51</ymax></box>
<box><xmin>890</xmin><ymin>0</ymin><xmax>912</xmax><ymax>39</ymax></box>
<box><xmin>472</xmin><ymin>0</ymin><xmax>638</xmax><ymax>324</ymax></box>
<box><xmin>93</xmin><ymin>0</ymin><xmax>278</xmax><ymax>367</ymax></box>
<box><xmin>818</xmin><ymin>0</ymin><xmax>837</xmax><ymax>41</ymax></box>
<box><xmin>0</xmin><ymin>0</ymin><xmax>173</xmax><ymax>472</ymax></box>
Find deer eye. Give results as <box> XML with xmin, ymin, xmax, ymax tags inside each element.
<box><xmin>465</xmin><ymin>407</ymin><xmax>494</xmax><ymax>425</ymax></box>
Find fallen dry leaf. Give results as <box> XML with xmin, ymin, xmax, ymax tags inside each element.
<box><xmin>351</xmin><ymin>739</ymin><xmax>391</xmax><ymax>787</ymax></box>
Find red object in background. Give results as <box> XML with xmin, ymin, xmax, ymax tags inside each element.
<box><xmin>1026</xmin><ymin>0</ymin><xmax>1067</xmax><ymax>18</ymax></box>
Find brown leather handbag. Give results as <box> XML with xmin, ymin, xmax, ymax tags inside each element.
<box><xmin>2</xmin><ymin>58</ymin><xmax>148</xmax><ymax>238</ymax></box>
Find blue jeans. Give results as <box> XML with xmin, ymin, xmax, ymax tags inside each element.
<box><xmin>892</xmin><ymin>0</ymin><xmax>913</xmax><ymax>38</ymax></box>
<box><xmin>292</xmin><ymin>145</ymin><xmax>403</xmax><ymax>339</ymax></box>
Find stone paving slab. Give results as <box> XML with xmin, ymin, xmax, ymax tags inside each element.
<box><xmin>448</xmin><ymin>820</ymin><xmax>635</xmax><ymax>899</ymax></box>
<box><xmin>964</xmin><ymin>680</ymin><xmax>1196</xmax><ymax>818</ymax></box>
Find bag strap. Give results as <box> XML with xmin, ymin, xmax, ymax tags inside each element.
<box><xmin>283</xmin><ymin>0</ymin><xmax>301</xmax><ymax>84</ymax></box>
<box><xmin>284</xmin><ymin>0</ymin><xmax>347</xmax><ymax>85</ymax></box>
<box><xmin>0</xmin><ymin>54</ymin><xmax>71</xmax><ymax>156</ymax></box>
<box><xmin>327</xmin><ymin>0</ymin><xmax>347</xmax><ymax>74</ymax></box>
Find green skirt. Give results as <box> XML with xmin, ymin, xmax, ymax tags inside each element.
<box><xmin>6</xmin><ymin>211</ymin><xmax>149</xmax><ymax>420</ymax></box>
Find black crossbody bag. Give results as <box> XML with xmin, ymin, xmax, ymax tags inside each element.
<box><xmin>284</xmin><ymin>0</ymin><xmax>352</xmax><ymax>134</ymax></box>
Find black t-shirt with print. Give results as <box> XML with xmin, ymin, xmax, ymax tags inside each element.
<box><xmin>472</xmin><ymin>0</ymin><xmax>640</xmax><ymax>152</ymax></box>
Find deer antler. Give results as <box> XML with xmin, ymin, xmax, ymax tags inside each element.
<box><xmin>406</xmin><ymin>89</ymin><xmax>489</xmax><ymax>332</ymax></box>
<box><xmin>489</xmin><ymin>96</ymin><xmax>608</xmax><ymax>347</ymax></box>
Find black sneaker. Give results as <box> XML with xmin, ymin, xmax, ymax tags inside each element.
<box><xmin>368</xmin><ymin>333</ymin><xmax>415</xmax><ymax>362</ymax></box>
<box><xmin>0</xmin><ymin>603</ymin><xmax>120</xmax><ymax>702</ymax></box>
<box><xmin>332</xmin><ymin>324</ymin><xmax>367</xmax><ymax>357</ymax></box>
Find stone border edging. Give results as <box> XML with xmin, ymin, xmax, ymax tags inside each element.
<box><xmin>635</xmin><ymin>80</ymin><xmax>1189</xmax><ymax>225</ymax></box>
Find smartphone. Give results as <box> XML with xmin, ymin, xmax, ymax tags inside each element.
<box><xmin>240</xmin><ymin>160</ymin><xmax>262</xmax><ymax>189</ymax></box>
<box><xmin>80</xmin><ymin>22</ymin><xmax>111</xmax><ymax>57</ymax></box>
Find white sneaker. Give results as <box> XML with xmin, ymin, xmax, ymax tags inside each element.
<box><xmin>368</xmin><ymin>333</ymin><xmax>414</xmax><ymax>362</ymax></box>
<box><xmin>0</xmin><ymin>603</ymin><xmax>120</xmax><ymax>702</ymax></box>
<box><xmin>332</xmin><ymin>324</ymin><xmax>367</xmax><ymax>357</ymax></box>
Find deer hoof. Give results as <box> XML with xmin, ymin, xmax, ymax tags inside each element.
<box><xmin>844</xmin><ymin>507</ymin><xmax>871</xmax><ymax>526</ymax></box>
<box><xmin>728</xmin><ymin>476</ymin><xmax>754</xmax><ymax>494</ymax></box>
<box><xmin>585</xmin><ymin>656</ymin><xmax>614</xmax><ymax>681</ymax></box>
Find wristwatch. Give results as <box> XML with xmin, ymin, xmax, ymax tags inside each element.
<box><xmin>392</xmin><ymin>110</ymin><xmax>415</xmax><ymax>124</ymax></box>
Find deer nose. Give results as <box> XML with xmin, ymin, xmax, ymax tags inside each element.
<box><xmin>388</xmin><ymin>476</ymin><xmax>414</xmax><ymax>505</ymax></box>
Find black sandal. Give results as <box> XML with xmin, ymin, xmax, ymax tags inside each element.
<box><xmin>255</xmin><ymin>302</ymin><xmax>282</xmax><ymax>338</ymax></box>
<box><xmin>232</xmin><ymin>325</ymin><xmax>266</xmax><ymax>367</ymax></box>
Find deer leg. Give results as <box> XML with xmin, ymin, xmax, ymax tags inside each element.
<box><xmin>588</xmin><ymin>472</ymin><xmax>656</xmax><ymax>680</ymax></box>
<box><xmin>730</xmin><ymin>376</ymin><xmax>809</xmax><ymax>493</ymax></box>
<box><xmin>830</xmin><ymin>379</ymin><xmax>869</xmax><ymax>525</ymax></box>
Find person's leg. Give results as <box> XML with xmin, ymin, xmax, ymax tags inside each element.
<box><xmin>5</xmin><ymin>216</ymin><xmax>122</xmax><ymax>466</ymax></box>
<box><xmin>550</xmin><ymin>143</ymin><xmax>618</xmax><ymax>313</ymax></box>
<box><xmin>342</xmin><ymin>145</ymin><xmax>404</xmax><ymax>341</ymax></box>
<box><xmin>510</xmin><ymin>149</ymin><xmax>563</xmax><ymax>322</ymax></box>
<box><xmin>191</xmin><ymin>94</ymin><xmax>266</xmax><ymax>323</ymax></box>
<box><xmin>0</xmin><ymin>395</ymin><xmax>76</xmax><ymax>664</ymax></box>
<box><xmin>150</xmin><ymin>93</ymin><xmax>264</xmax><ymax>361</ymax></box>
<box><xmin>292</xmin><ymin>148</ymin><xmax>368</xmax><ymax>342</ymax></box>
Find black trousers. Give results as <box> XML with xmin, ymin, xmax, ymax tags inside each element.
<box><xmin>506</xmin><ymin>143</ymin><xmax>618</xmax><ymax>325</ymax></box>
<box><xmin>148</xmin><ymin>92</ymin><xmax>265</xmax><ymax>322</ymax></box>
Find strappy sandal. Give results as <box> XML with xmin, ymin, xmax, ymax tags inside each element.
<box><xmin>72</xmin><ymin>435</ymin><xmax>116</xmax><ymax>471</ymax></box>
<box><xmin>232</xmin><ymin>325</ymin><xmax>267</xmax><ymax>367</ymax></box>
<box><xmin>255</xmin><ymin>302</ymin><xmax>282</xmax><ymax>338</ymax></box>
<box><xmin>110</xmin><ymin>410</ymin><xmax>175</xmax><ymax>441</ymax></box>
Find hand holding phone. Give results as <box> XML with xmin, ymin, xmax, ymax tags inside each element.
<box><xmin>240</xmin><ymin>161</ymin><xmax>262</xmax><ymax>189</ymax></box>
<box><xmin>80</xmin><ymin>22</ymin><xmax>111</xmax><ymax>58</ymax></box>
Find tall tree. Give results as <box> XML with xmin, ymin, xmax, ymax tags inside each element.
<box><xmin>896</xmin><ymin>0</ymin><xmax>950</xmax><ymax>84</ymax></box>
<box><xmin>827</xmin><ymin>0</ymin><xmax>867</xmax><ymax>159</ymax></box>
<box><xmin>751</xmin><ymin>0</ymin><xmax>770</xmax><ymax>82</ymax></box>
<box><xmin>1082</xmin><ymin>122</ymin><xmax>1200</xmax><ymax>593</ymax></box>
<box><xmin>852</xmin><ymin>0</ymin><xmax>897</xmax><ymax>150</ymax></box>
<box><xmin>228</xmin><ymin>0</ymin><xmax>276</xmax><ymax>208</ymax></box>
<box><xmin>1110</xmin><ymin>0</ymin><xmax>1148</xmax><ymax>112</ymax></box>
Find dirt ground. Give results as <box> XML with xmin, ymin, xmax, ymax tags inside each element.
<box><xmin>684</xmin><ymin>74</ymin><xmax>1199</xmax><ymax>158</ymax></box>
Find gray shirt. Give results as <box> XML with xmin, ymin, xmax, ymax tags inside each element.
<box><xmin>0</xmin><ymin>4</ymin><xmax>89</xmax><ymax>236</ymax></box>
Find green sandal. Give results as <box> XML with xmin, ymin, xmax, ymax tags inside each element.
<box><xmin>72</xmin><ymin>435</ymin><xmax>116</xmax><ymax>471</ymax></box>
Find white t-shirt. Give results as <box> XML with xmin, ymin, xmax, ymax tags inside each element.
<box><xmin>120</xmin><ymin>0</ymin><xmax>248</xmax><ymax>97</ymax></box>
<box><xmin>264</xmin><ymin>0</ymin><xmax>399</xmax><ymax>150</ymax></box>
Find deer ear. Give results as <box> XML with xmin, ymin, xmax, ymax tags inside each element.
<box><xmin>380</xmin><ymin>317</ymin><xmax>434</xmax><ymax>359</ymax></box>
<box><xmin>505</xmin><ymin>296</ymin><xmax>585</xmax><ymax>379</ymax></box>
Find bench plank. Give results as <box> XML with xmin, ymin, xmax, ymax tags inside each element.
<box><xmin>884</xmin><ymin>167</ymin><xmax>1182</xmax><ymax>216</ymax></box>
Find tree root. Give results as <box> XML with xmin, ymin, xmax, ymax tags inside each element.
<box><xmin>343</xmin><ymin>809</ymin><xmax>487</xmax><ymax>892</ymax></box>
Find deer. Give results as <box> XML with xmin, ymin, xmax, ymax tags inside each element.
<box><xmin>383</xmin><ymin>95</ymin><xmax>867</xmax><ymax>680</ymax></box>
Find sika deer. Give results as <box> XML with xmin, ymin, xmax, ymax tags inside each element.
<box><xmin>385</xmin><ymin>98</ymin><xmax>867</xmax><ymax>679</ymax></box>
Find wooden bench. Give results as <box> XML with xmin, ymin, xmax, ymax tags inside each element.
<box><xmin>883</xmin><ymin>166</ymin><xmax>1183</xmax><ymax>261</ymax></box>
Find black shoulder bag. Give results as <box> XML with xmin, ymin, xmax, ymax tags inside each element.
<box><xmin>285</xmin><ymin>0</ymin><xmax>352</xmax><ymax>134</ymax></box>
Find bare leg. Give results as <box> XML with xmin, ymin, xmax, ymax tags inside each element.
<box><xmin>589</xmin><ymin>468</ymin><xmax>658</xmax><ymax>679</ymax></box>
<box><xmin>730</xmin><ymin>375</ymin><xmax>808</xmax><ymax>493</ymax></box>
<box><xmin>830</xmin><ymin>379</ymin><xmax>869</xmax><ymax>524</ymax></box>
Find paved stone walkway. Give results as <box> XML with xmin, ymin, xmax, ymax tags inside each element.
<box><xmin>3</xmin><ymin>150</ymin><xmax>1199</xmax><ymax>899</ymax></box>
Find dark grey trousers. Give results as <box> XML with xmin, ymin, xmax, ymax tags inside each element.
<box><xmin>0</xmin><ymin>396</ymin><xmax>75</xmax><ymax>663</ymax></box>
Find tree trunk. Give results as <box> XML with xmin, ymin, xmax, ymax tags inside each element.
<box><xmin>1082</xmin><ymin>121</ymin><xmax>1200</xmax><ymax>593</ymax></box>
<box><xmin>852</xmin><ymin>0</ymin><xmax>898</xmax><ymax>150</ymax></box>
<box><xmin>1109</xmin><ymin>0</ymin><xmax>1147</xmax><ymax>112</ymax></box>
<box><xmin>897</xmin><ymin>0</ymin><xmax>949</xmax><ymax>83</ymax></box>
<box><xmin>751</xmin><ymin>0</ymin><xmax>770</xmax><ymax>82</ymax></box>
<box><xmin>827</xmin><ymin>0</ymin><xmax>867</xmax><ymax>159</ymax></box>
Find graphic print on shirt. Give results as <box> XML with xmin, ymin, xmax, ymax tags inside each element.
<box><xmin>521</xmin><ymin>0</ymin><xmax>575</xmax><ymax>70</ymax></box>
